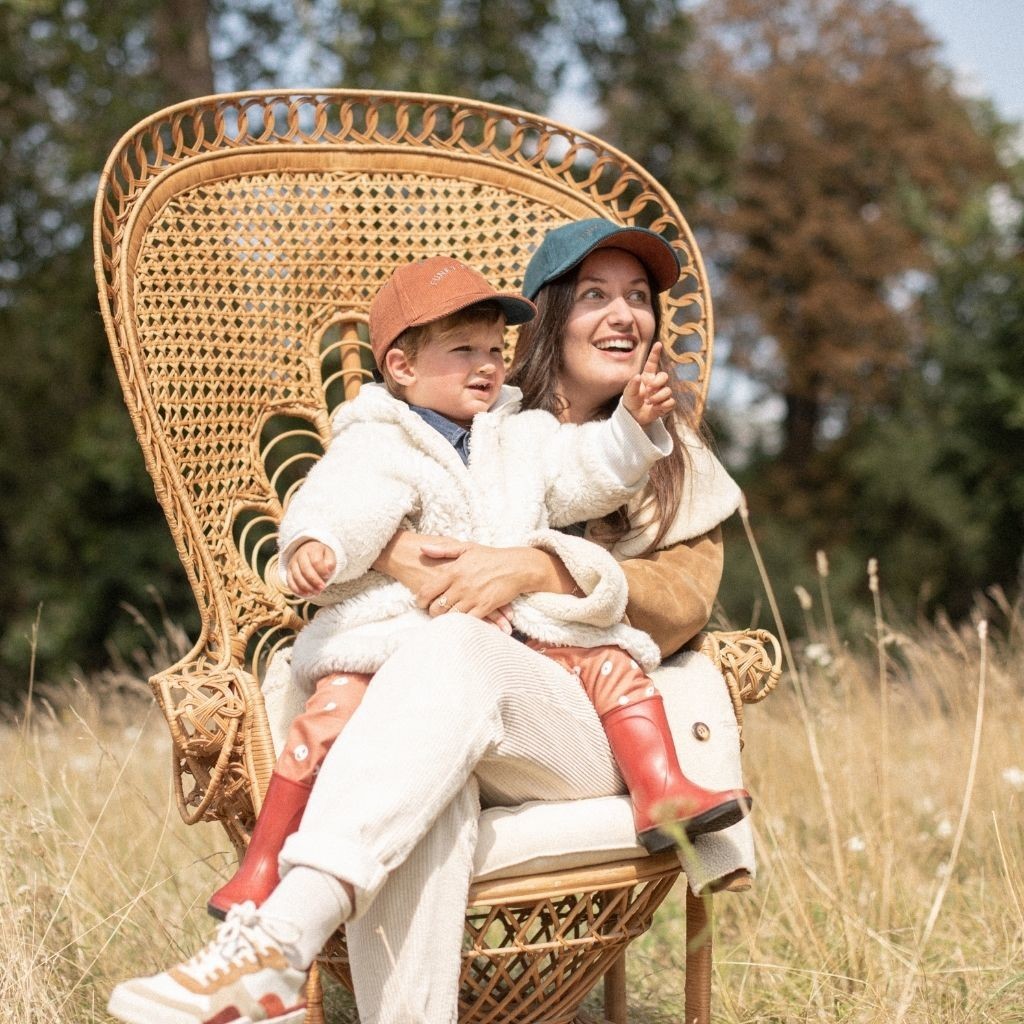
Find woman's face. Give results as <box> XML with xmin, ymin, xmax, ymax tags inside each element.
<box><xmin>557</xmin><ymin>248</ymin><xmax>657</xmax><ymax>421</ymax></box>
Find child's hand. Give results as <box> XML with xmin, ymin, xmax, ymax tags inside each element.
<box><xmin>286</xmin><ymin>540</ymin><xmax>337</xmax><ymax>596</ymax></box>
<box><xmin>622</xmin><ymin>342</ymin><xmax>675</xmax><ymax>426</ymax></box>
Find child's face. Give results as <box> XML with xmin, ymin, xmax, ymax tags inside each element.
<box><xmin>396</xmin><ymin>319</ymin><xmax>506</xmax><ymax>426</ymax></box>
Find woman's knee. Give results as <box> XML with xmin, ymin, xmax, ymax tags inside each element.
<box><xmin>382</xmin><ymin>614</ymin><xmax>533</xmax><ymax>712</ymax></box>
<box><xmin>414</xmin><ymin>613</ymin><xmax>506</xmax><ymax>664</ymax></box>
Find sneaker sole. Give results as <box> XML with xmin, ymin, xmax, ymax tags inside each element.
<box><xmin>108</xmin><ymin>986</ymin><xmax>307</xmax><ymax>1024</ymax></box>
<box><xmin>207</xmin><ymin>899</ymin><xmax>228</xmax><ymax>921</ymax></box>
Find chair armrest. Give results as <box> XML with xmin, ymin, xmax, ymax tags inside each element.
<box><xmin>692</xmin><ymin>628</ymin><xmax>782</xmax><ymax>744</ymax></box>
<box><xmin>150</xmin><ymin>659</ymin><xmax>276</xmax><ymax>842</ymax></box>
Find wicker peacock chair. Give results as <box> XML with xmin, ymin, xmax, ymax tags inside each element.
<box><xmin>94</xmin><ymin>89</ymin><xmax>780</xmax><ymax>1024</ymax></box>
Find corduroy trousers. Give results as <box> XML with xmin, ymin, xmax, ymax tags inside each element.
<box><xmin>278</xmin><ymin>613</ymin><xmax>752</xmax><ymax>1024</ymax></box>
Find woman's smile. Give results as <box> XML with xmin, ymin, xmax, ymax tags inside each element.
<box><xmin>592</xmin><ymin>334</ymin><xmax>640</xmax><ymax>354</ymax></box>
<box><xmin>556</xmin><ymin>248</ymin><xmax>656</xmax><ymax>421</ymax></box>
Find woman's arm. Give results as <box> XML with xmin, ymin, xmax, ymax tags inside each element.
<box><xmin>618</xmin><ymin>527</ymin><xmax>725</xmax><ymax>658</ymax></box>
<box><xmin>373</xmin><ymin>530</ymin><xmax>577</xmax><ymax>617</ymax></box>
<box><xmin>375</xmin><ymin>526</ymin><xmax>723</xmax><ymax>652</ymax></box>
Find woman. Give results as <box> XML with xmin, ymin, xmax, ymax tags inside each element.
<box><xmin>108</xmin><ymin>220</ymin><xmax>753</xmax><ymax>1024</ymax></box>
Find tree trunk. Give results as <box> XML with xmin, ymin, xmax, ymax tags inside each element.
<box><xmin>782</xmin><ymin>389</ymin><xmax>819</xmax><ymax>474</ymax></box>
<box><xmin>153</xmin><ymin>0</ymin><xmax>214</xmax><ymax>102</ymax></box>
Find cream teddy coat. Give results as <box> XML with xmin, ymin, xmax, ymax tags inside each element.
<box><xmin>279</xmin><ymin>382</ymin><xmax>677</xmax><ymax>689</ymax></box>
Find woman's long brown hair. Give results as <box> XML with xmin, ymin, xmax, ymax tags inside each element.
<box><xmin>509</xmin><ymin>258</ymin><xmax>698</xmax><ymax>555</ymax></box>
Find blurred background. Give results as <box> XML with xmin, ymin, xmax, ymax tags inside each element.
<box><xmin>2</xmin><ymin>0</ymin><xmax>1022</xmax><ymax>703</ymax></box>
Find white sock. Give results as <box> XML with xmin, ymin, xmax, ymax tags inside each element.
<box><xmin>258</xmin><ymin>866</ymin><xmax>352</xmax><ymax>969</ymax></box>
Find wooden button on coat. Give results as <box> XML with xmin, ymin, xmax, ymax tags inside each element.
<box><xmin>692</xmin><ymin>722</ymin><xmax>711</xmax><ymax>742</ymax></box>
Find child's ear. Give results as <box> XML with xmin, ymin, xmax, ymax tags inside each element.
<box><xmin>384</xmin><ymin>346</ymin><xmax>416</xmax><ymax>387</ymax></box>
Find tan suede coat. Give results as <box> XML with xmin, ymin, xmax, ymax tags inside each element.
<box><xmin>619</xmin><ymin>526</ymin><xmax>724</xmax><ymax>658</ymax></box>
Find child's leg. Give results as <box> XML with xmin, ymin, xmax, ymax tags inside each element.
<box><xmin>530</xmin><ymin>640</ymin><xmax>655</xmax><ymax>714</ymax></box>
<box><xmin>532</xmin><ymin>641</ymin><xmax>752</xmax><ymax>852</ymax></box>
<box><xmin>276</xmin><ymin>671</ymin><xmax>372</xmax><ymax>784</ymax></box>
<box><xmin>208</xmin><ymin>671</ymin><xmax>371</xmax><ymax>918</ymax></box>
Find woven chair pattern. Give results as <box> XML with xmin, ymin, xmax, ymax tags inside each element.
<box><xmin>307</xmin><ymin>853</ymin><xmax>680</xmax><ymax>1024</ymax></box>
<box><xmin>94</xmin><ymin>90</ymin><xmax>773</xmax><ymax>1024</ymax></box>
<box><xmin>697</xmin><ymin>629</ymin><xmax>783</xmax><ymax>745</ymax></box>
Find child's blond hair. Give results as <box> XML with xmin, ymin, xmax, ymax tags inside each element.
<box><xmin>380</xmin><ymin>301</ymin><xmax>504</xmax><ymax>398</ymax></box>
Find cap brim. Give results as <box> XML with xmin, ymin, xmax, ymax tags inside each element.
<box><xmin>524</xmin><ymin>222</ymin><xmax>682</xmax><ymax>299</ymax></box>
<box><xmin>587</xmin><ymin>230</ymin><xmax>681</xmax><ymax>293</ymax></box>
<box><xmin>406</xmin><ymin>290</ymin><xmax>536</xmax><ymax>330</ymax></box>
<box><xmin>493</xmin><ymin>294</ymin><xmax>536</xmax><ymax>325</ymax></box>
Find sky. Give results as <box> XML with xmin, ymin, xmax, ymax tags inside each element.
<box><xmin>908</xmin><ymin>0</ymin><xmax>1024</xmax><ymax>123</ymax></box>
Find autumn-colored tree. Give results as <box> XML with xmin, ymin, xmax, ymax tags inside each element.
<box><xmin>699</xmin><ymin>0</ymin><xmax>1005</xmax><ymax>474</ymax></box>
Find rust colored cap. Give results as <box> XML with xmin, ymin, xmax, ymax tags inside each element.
<box><xmin>369</xmin><ymin>256</ymin><xmax>536</xmax><ymax>366</ymax></box>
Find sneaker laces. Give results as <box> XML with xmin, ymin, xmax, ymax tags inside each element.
<box><xmin>179</xmin><ymin>901</ymin><xmax>301</xmax><ymax>985</ymax></box>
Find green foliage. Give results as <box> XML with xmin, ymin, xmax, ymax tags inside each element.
<box><xmin>0</xmin><ymin>0</ymin><xmax>288</xmax><ymax>699</ymax></box>
<box><xmin>840</xmin><ymin>186</ymin><xmax>1024</xmax><ymax>616</ymax></box>
<box><xmin>314</xmin><ymin>0</ymin><xmax>563</xmax><ymax>111</ymax></box>
<box><xmin>0</xmin><ymin>0</ymin><xmax>194</xmax><ymax>700</ymax></box>
<box><xmin>568</xmin><ymin>0</ymin><xmax>740</xmax><ymax>206</ymax></box>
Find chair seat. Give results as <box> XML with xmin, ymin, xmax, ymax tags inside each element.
<box><xmin>474</xmin><ymin>795</ymin><xmax>647</xmax><ymax>882</ymax></box>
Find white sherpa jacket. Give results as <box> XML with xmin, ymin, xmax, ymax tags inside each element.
<box><xmin>280</xmin><ymin>384</ymin><xmax>672</xmax><ymax>688</ymax></box>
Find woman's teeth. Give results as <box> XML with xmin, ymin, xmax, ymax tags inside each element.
<box><xmin>594</xmin><ymin>339</ymin><xmax>636</xmax><ymax>351</ymax></box>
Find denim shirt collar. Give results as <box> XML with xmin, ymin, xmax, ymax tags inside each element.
<box><xmin>408</xmin><ymin>404</ymin><xmax>472</xmax><ymax>465</ymax></box>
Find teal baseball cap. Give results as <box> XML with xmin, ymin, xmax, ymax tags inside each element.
<box><xmin>522</xmin><ymin>218</ymin><xmax>681</xmax><ymax>300</ymax></box>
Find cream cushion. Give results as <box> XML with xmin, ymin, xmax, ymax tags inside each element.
<box><xmin>473</xmin><ymin>796</ymin><xmax>647</xmax><ymax>881</ymax></box>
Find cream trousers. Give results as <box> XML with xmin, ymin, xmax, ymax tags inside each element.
<box><xmin>278</xmin><ymin>613</ymin><xmax>752</xmax><ymax>1023</ymax></box>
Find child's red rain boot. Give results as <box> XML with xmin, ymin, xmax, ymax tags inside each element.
<box><xmin>601</xmin><ymin>695</ymin><xmax>752</xmax><ymax>853</ymax></box>
<box><xmin>207</xmin><ymin>772</ymin><xmax>312</xmax><ymax>920</ymax></box>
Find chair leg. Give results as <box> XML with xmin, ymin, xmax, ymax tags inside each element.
<box><xmin>684</xmin><ymin>889</ymin><xmax>712</xmax><ymax>1024</ymax></box>
<box><xmin>603</xmin><ymin>951</ymin><xmax>628</xmax><ymax>1023</ymax></box>
<box><xmin>304</xmin><ymin>961</ymin><xmax>325</xmax><ymax>1024</ymax></box>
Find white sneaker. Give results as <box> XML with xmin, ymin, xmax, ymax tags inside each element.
<box><xmin>107</xmin><ymin>902</ymin><xmax>308</xmax><ymax>1024</ymax></box>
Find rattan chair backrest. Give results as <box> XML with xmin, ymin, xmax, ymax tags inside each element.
<box><xmin>94</xmin><ymin>89</ymin><xmax>714</xmax><ymax>822</ymax></box>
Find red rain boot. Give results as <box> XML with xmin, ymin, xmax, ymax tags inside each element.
<box><xmin>601</xmin><ymin>695</ymin><xmax>752</xmax><ymax>853</ymax></box>
<box><xmin>207</xmin><ymin>772</ymin><xmax>312</xmax><ymax>920</ymax></box>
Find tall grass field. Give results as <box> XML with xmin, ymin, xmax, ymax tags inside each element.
<box><xmin>2</xmin><ymin>585</ymin><xmax>1022</xmax><ymax>1022</ymax></box>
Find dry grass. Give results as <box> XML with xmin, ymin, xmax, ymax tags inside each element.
<box><xmin>2</xmin><ymin>590</ymin><xmax>1022</xmax><ymax>1022</ymax></box>
<box><xmin>625</xmin><ymin>583</ymin><xmax>1024</xmax><ymax>1023</ymax></box>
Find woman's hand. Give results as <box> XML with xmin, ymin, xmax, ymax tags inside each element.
<box><xmin>623</xmin><ymin>342</ymin><xmax>675</xmax><ymax>426</ymax></box>
<box><xmin>373</xmin><ymin>532</ymin><xmax>530</xmax><ymax>633</ymax></box>
<box><xmin>285</xmin><ymin>540</ymin><xmax>337</xmax><ymax>596</ymax></box>
<box><xmin>372</xmin><ymin>530</ymin><xmax>459</xmax><ymax>595</ymax></box>
<box><xmin>416</xmin><ymin>539</ymin><xmax>581</xmax><ymax>623</ymax></box>
<box><xmin>374</xmin><ymin>532</ymin><xmax>579</xmax><ymax>629</ymax></box>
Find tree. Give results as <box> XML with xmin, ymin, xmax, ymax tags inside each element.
<box><xmin>0</xmin><ymin>0</ymin><xmax>195</xmax><ymax>699</ymax></box>
<box><xmin>0</xmin><ymin>0</ymin><xmax>288</xmax><ymax>699</ymax></box>
<box><xmin>700</xmin><ymin>0</ymin><xmax>1005</xmax><ymax>475</ymax></box>
<box><xmin>840</xmin><ymin>182</ymin><xmax>1024</xmax><ymax>616</ymax></box>
<box><xmin>322</xmin><ymin>0</ymin><xmax>563</xmax><ymax>112</ymax></box>
<box><xmin>566</xmin><ymin>0</ymin><xmax>739</xmax><ymax>208</ymax></box>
